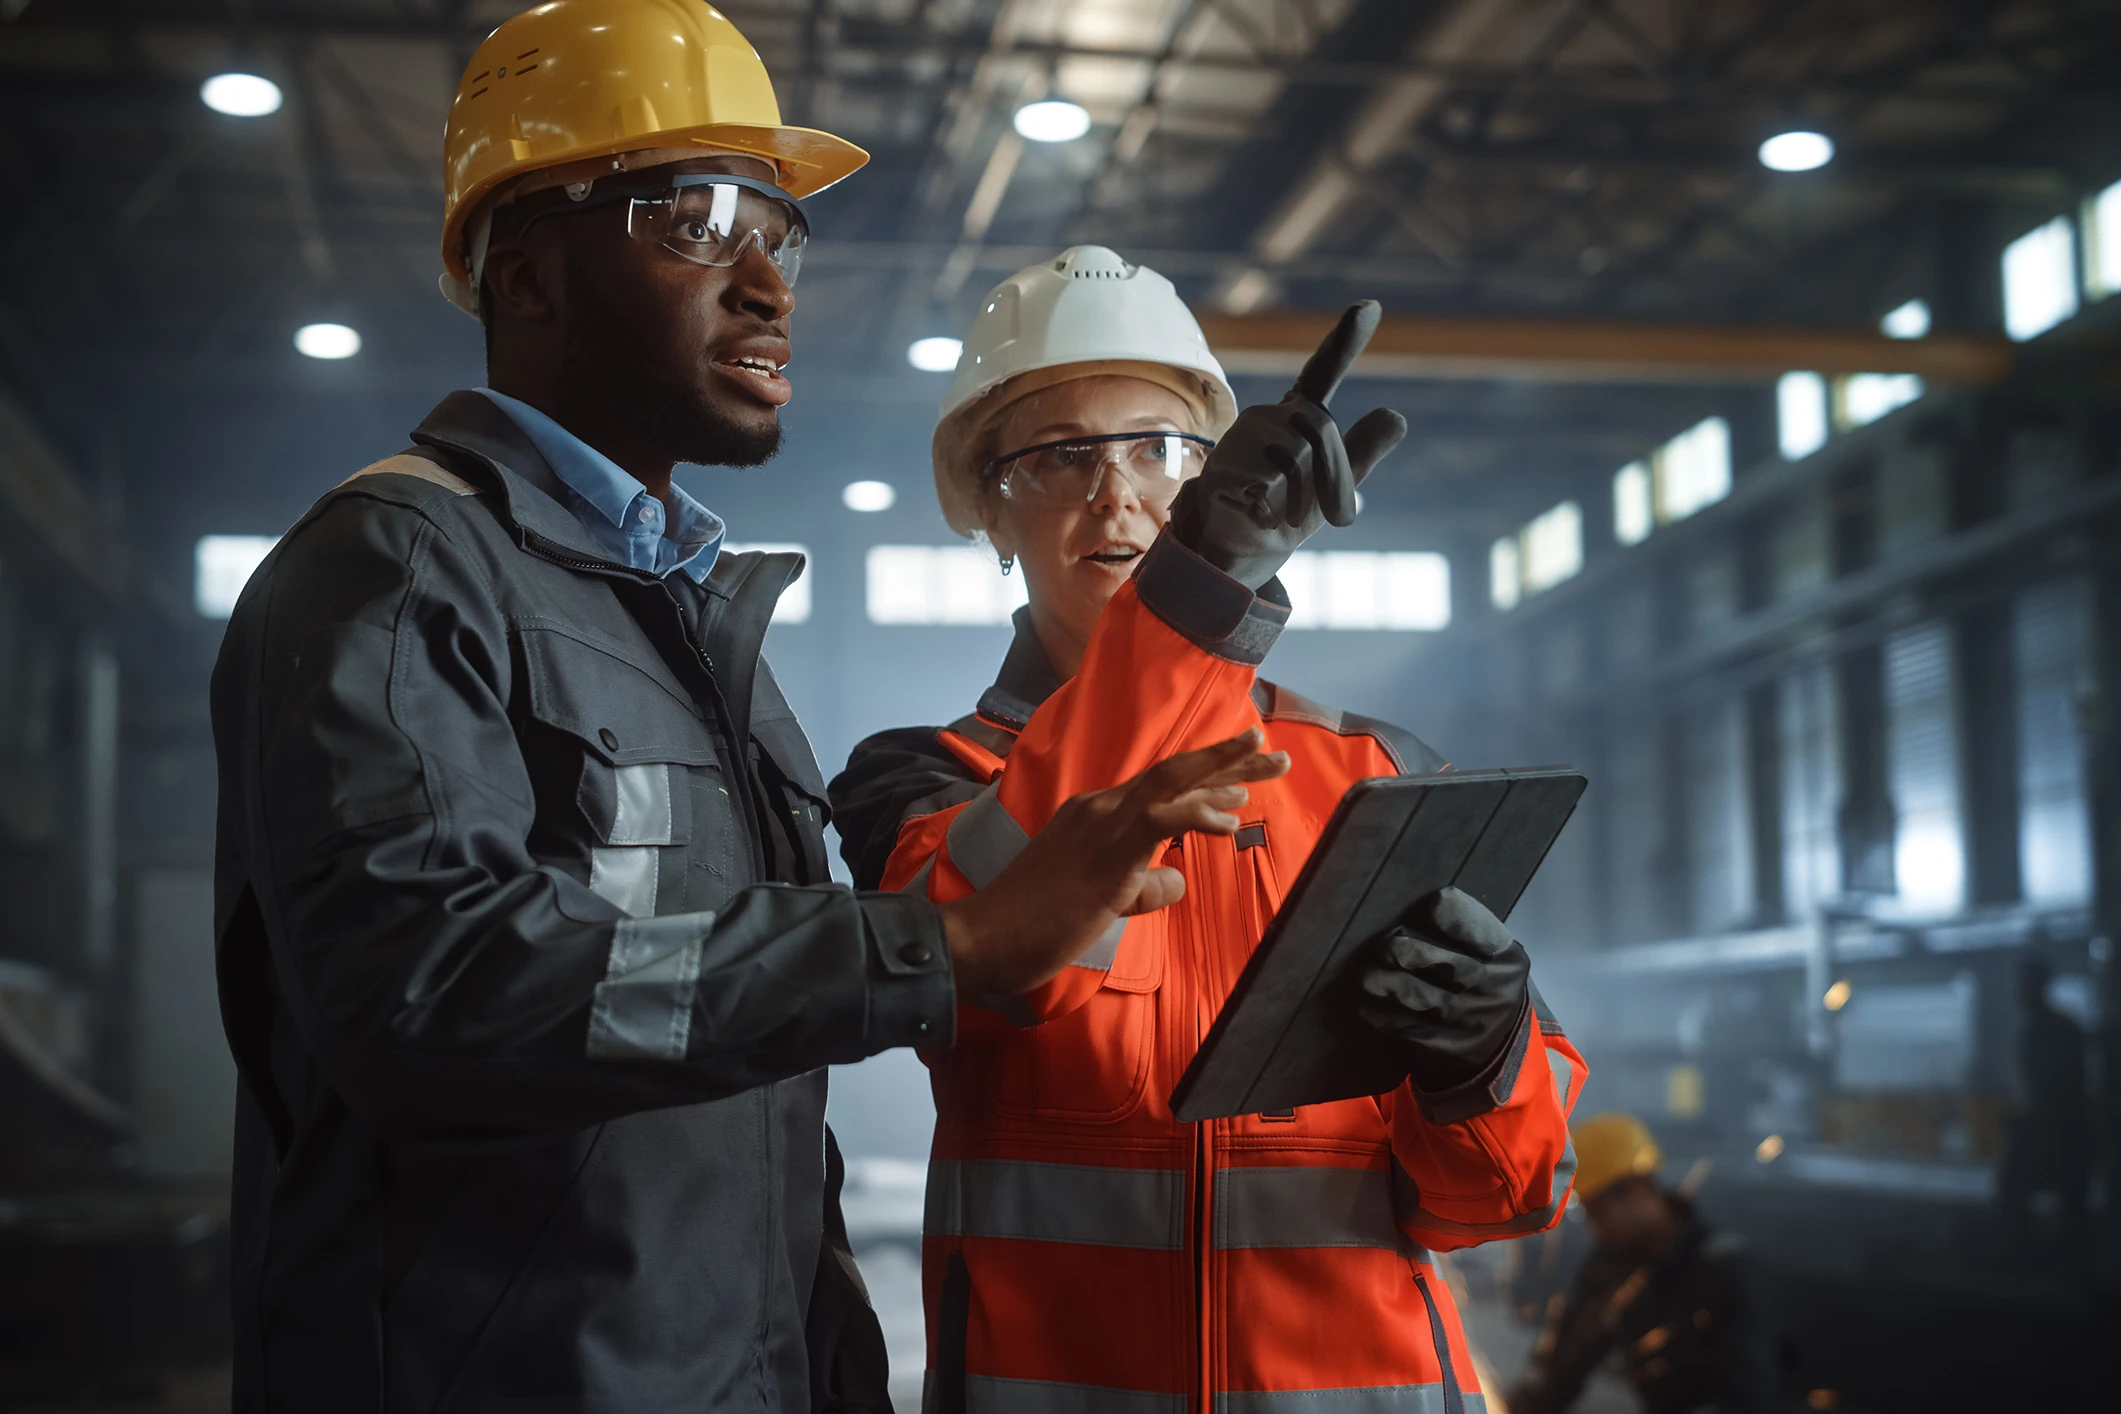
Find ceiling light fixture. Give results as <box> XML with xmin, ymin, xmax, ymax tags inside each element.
<box><xmin>842</xmin><ymin>480</ymin><xmax>896</xmax><ymax>513</ymax></box>
<box><xmin>1758</xmin><ymin>130</ymin><xmax>1833</xmax><ymax>173</ymax></box>
<box><xmin>295</xmin><ymin>323</ymin><xmax>362</xmax><ymax>359</ymax></box>
<box><xmin>907</xmin><ymin>336</ymin><xmax>962</xmax><ymax>372</ymax></box>
<box><xmin>1013</xmin><ymin>99</ymin><xmax>1092</xmax><ymax>143</ymax></box>
<box><xmin>1880</xmin><ymin>299</ymin><xmax>1932</xmax><ymax>339</ymax></box>
<box><xmin>201</xmin><ymin>72</ymin><xmax>284</xmax><ymax>117</ymax></box>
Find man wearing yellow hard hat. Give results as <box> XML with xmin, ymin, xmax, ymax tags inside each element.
<box><xmin>210</xmin><ymin>3</ymin><xmax>1285</xmax><ymax>1409</ymax></box>
<box><xmin>1506</xmin><ymin>1114</ymin><xmax>1778</xmax><ymax>1414</ymax></box>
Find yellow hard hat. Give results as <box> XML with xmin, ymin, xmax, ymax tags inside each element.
<box><xmin>1570</xmin><ymin>1112</ymin><xmax>1661</xmax><ymax>1201</ymax></box>
<box><xmin>439</xmin><ymin>0</ymin><xmax>869</xmax><ymax>286</ymax></box>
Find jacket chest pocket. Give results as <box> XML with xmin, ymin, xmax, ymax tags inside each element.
<box><xmin>985</xmin><ymin>904</ymin><xmax>1167</xmax><ymax>1125</ymax></box>
<box><xmin>518</xmin><ymin>626</ymin><xmax>737</xmax><ymax>918</ymax></box>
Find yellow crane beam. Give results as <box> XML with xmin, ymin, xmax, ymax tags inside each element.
<box><xmin>1197</xmin><ymin>312</ymin><xmax>2015</xmax><ymax>385</ymax></box>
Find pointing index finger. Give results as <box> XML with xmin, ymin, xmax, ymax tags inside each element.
<box><xmin>1291</xmin><ymin>300</ymin><xmax>1381</xmax><ymax>407</ymax></box>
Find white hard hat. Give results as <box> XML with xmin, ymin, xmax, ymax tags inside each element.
<box><xmin>932</xmin><ymin>245</ymin><xmax>1237</xmax><ymax>538</ymax></box>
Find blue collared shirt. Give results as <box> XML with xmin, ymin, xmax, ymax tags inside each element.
<box><xmin>479</xmin><ymin>388</ymin><xmax>725</xmax><ymax>583</ymax></box>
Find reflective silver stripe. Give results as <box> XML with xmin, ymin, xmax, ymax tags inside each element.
<box><xmin>961</xmin><ymin>1374</ymin><xmax>1186</xmax><ymax>1414</ymax></box>
<box><xmin>898</xmin><ymin>856</ymin><xmax>937</xmax><ymax>897</ymax></box>
<box><xmin>608</xmin><ymin>763</ymin><xmax>674</xmax><ymax>844</ymax></box>
<box><xmin>1545</xmin><ymin>1048</ymin><xmax>1579</xmax><ymax>1205</ymax></box>
<box><xmin>1073</xmin><ymin>915</ymin><xmax>1126</xmax><ymax>971</ymax></box>
<box><xmin>585</xmin><ymin>911</ymin><xmax>709</xmax><ymax>1061</ymax></box>
<box><xmin>1215</xmin><ymin>1166</ymin><xmax>1422</xmax><ymax>1254</ymax></box>
<box><xmin>1399</xmin><ymin>1044</ymin><xmax>1577</xmax><ymax>1238</ymax></box>
<box><xmin>1218</xmin><ymin>1386</ymin><xmax>1477</xmax><ymax>1414</ymax></box>
<box><xmin>925</xmin><ymin>1159</ymin><xmax>1185</xmax><ymax>1250</ymax></box>
<box><xmin>946</xmin><ymin>784</ymin><xmax>1030</xmax><ymax>888</ymax></box>
<box><xmin>588</xmin><ymin>845</ymin><xmax>659</xmax><ymax>917</ymax></box>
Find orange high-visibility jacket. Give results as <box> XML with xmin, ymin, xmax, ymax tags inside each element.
<box><xmin>833</xmin><ymin>534</ymin><xmax>1585</xmax><ymax>1414</ymax></box>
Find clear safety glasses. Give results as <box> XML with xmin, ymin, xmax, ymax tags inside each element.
<box><xmin>515</xmin><ymin>174</ymin><xmax>810</xmax><ymax>287</ymax></box>
<box><xmin>989</xmin><ymin>430</ymin><xmax>1216</xmax><ymax>510</ymax></box>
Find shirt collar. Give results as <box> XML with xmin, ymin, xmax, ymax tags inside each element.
<box><xmin>476</xmin><ymin>387</ymin><xmax>724</xmax><ymax>582</ymax></box>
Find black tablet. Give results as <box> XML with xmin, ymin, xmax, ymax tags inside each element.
<box><xmin>1169</xmin><ymin>766</ymin><xmax>1586</xmax><ymax>1122</ymax></box>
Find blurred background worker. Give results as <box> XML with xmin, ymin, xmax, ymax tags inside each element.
<box><xmin>831</xmin><ymin>251</ymin><xmax>1586</xmax><ymax>1412</ymax></box>
<box><xmin>1996</xmin><ymin>959</ymin><xmax>2091</xmax><ymax>1261</ymax></box>
<box><xmin>1507</xmin><ymin>1115</ymin><xmax>1775</xmax><ymax>1414</ymax></box>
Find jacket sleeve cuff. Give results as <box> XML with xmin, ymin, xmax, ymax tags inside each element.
<box><xmin>858</xmin><ymin>892</ymin><xmax>957</xmax><ymax>1049</ymax></box>
<box><xmin>1410</xmin><ymin>990</ymin><xmax>1533</xmax><ymax>1126</ymax></box>
<box><xmin>1133</xmin><ymin>530</ymin><xmax>1290</xmax><ymax>667</ymax></box>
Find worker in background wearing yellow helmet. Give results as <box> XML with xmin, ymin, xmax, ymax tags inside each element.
<box><xmin>1507</xmin><ymin>1114</ymin><xmax>1779</xmax><ymax>1414</ymax></box>
<box><xmin>210</xmin><ymin>4</ymin><xmax>1283</xmax><ymax>1410</ymax></box>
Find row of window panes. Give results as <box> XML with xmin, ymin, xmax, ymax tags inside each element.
<box><xmin>194</xmin><ymin>535</ymin><xmax>813</xmax><ymax>622</ymax></box>
<box><xmin>195</xmin><ymin>537</ymin><xmax>1451</xmax><ymax>631</ymax></box>
<box><xmin>865</xmin><ymin>545</ymin><xmax>1451</xmax><ymax>630</ymax></box>
<box><xmin>1487</xmin><ymin>412</ymin><xmax>1736</xmax><ymax>612</ymax></box>
<box><xmin>2002</xmin><ymin>176</ymin><xmax>2121</xmax><ymax>342</ymax></box>
<box><xmin>1610</xmin><ymin>416</ymin><xmax>1734</xmax><ymax>550</ymax></box>
<box><xmin>1773</xmin><ymin>175</ymin><xmax>2121</xmax><ymax>467</ymax></box>
<box><xmin>1776</xmin><ymin>369</ymin><xmax>1927</xmax><ymax>460</ymax></box>
<box><xmin>1490</xmin><ymin>500</ymin><xmax>1583</xmax><ymax>611</ymax></box>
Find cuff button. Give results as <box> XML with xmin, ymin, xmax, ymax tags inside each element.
<box><xmin>898</xmin><ymin>941</ymin><xmax>934</xmax><ymax>966</ymax></box>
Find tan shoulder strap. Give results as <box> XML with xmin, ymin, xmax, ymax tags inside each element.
<box><xmin>339</xmin><ymin>452</ymin><xmax>478</xmax><ymax>497</ymax></box>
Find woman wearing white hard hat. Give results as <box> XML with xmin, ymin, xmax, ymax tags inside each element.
<box><xmin>828</xmin><ymin>247</ymin><xmax>1586</xmax><ymax>1411</ymax></box>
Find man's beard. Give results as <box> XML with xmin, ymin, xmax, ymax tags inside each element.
<box><xmin>674</xmin><ymin>392</ymin><xmax>781</xmax><ymax>468</ymax></box>
<box><xmin>558</xmin><ymin>248</ymin><xmax>784</xmax><ymax>469</ymax></box>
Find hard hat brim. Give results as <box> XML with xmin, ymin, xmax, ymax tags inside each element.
<box><xmin>441</xmin><ymin>123</ymin><xmax>869</xmax><ymax>284</ymax></box>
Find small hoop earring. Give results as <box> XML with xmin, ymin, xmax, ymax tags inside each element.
<box><xmin>999</xmin><ymin>555</ymin><xmax>1015</xmax><ymax>576</ymax></box>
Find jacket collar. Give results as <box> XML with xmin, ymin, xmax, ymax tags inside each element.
<box><xmin>975</xmin><ymin>606</ymin><xmax>1063</xmax><ymax>731</ymax></box>
<box><xmin>409</xmin><ymin>390</ymin><xmax>696</xmax><ymax>583</ymax></box>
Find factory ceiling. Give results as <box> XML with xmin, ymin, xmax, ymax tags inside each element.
<box><xmin>1</xmin><ymin>0</ymin><xmax>2118</xmax><ymax>526</ymax></box>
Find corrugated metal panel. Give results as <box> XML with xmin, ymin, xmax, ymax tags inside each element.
<box><xmin>1606</xmin><ymin>722</ymin><xmax>1669</xmax><ymax>945</ymax></box>
<box><xmin>2014</xmin><ymin>579</ymin><xmax>2092</xmax><ymax>904</ymax></box>
<box><xmin>1768</xmin><ymin>492</ymin><xmax>1830</xmax><ymax>601</ymax></box>
<box><xmin>1684</xmin><ymin>549</ymin><xmax>1740</xmax><ymax>633</ymax></box>
<box><xmin>1876</xmin><ymin>448</ymin><xmax>1949</xmax><ymax>558</ymax></box>
<box><xmin>1508</xmin><ymin>736</ymin><xmax>1597</xmax><ymax>948</ymax></box>
<box><xmin>1683</xmin><ymin>698</ymin><xmax>1752</xmax><ymax>932</ymax></box>
<box><xmin>1538</xmin><ymin>616</ymin><xmax>1587</xmax><ymax>694</ymax></box>
<box><xmin>1779</xmin><ymin>660</ymin><xmax>1842</xmax><ymax>917</ymax></box>
<box><xmin>1884</xmin><ymin>622</ymin><xmax>1965</xmax><ymax>913</ymax></box>
<box><xmin>1605</xmin><ymin>580</ymin><xmax>1658</xmax><ymax>664</ymax></box>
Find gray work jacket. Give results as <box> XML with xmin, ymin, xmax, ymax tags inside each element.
<box><xmin>211</xmin><ymin>390</ymin><xmax>952</xmax><ymax>1413</ymax></box>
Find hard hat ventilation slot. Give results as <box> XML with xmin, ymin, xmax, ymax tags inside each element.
<box><xmin>469</xmin><ymin>87</ymin><xmax>489</xmax><ymax>100</ymax></box>
<box><xmin>515</xmin><ymin>48</ymin><xmax>540</xmax><ymax>60</ymax></box>
<box><xmin>1052</xmin><ymin>246</ymin><xmax>1136</xmax><ymax>280</ymax></box>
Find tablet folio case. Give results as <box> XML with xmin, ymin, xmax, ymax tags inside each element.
<box><xmin>1170</xmin><ymin>766</ymin><xmax>1586</xmax><ymax>1122</ymax></box>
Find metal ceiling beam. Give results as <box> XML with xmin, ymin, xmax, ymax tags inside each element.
<box><xmin>1415</xmin><ymin>140</ymin><xmax>2073</xmax><ymax>202</ymax></box>
<box><xmin>1196</xmin><ymin>310</ymin><xmax>2016</xmax><ymax>384</ymax></box>
<box><xmin>0</xmin><ymin>7</ymin><xmax>2053</xmax><ymax>101</ymax></box>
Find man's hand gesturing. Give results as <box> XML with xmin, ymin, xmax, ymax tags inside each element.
<box><xmin>941</xmin><ymin>728</ymin><xmax>1290</xmax><ymax>1000</ymax></box>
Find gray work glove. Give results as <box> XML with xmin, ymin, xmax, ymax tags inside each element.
<box><xmin>1357</xmin><ymin>886</ymin><xmax>1530</xmax><ymax>1094</ymax></box>
<box><xmin>1167</xmin><ymin>301</ymin><xmax>1409</xmax><ymax>591</ymax></box>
